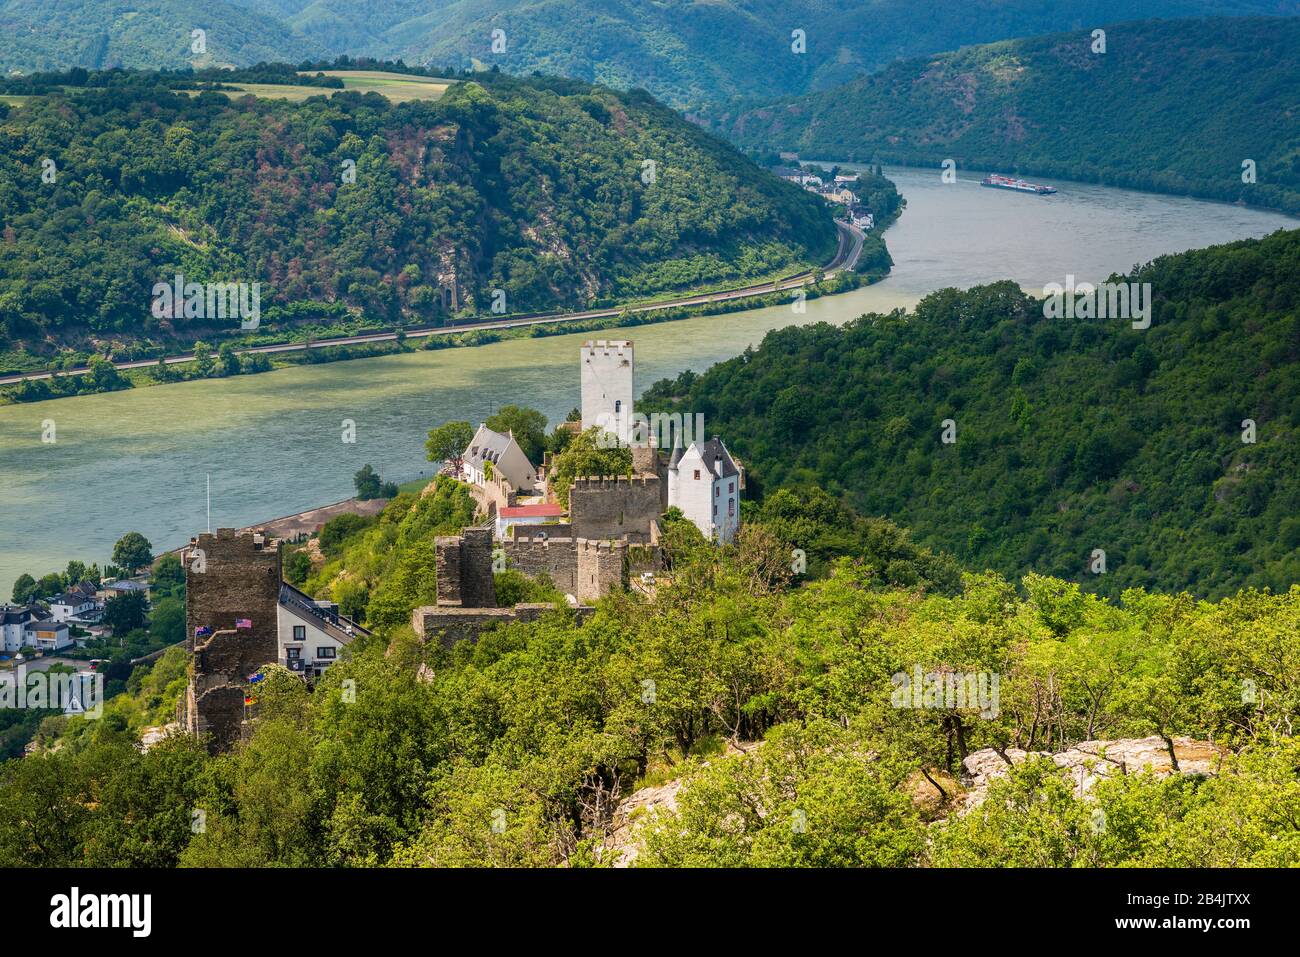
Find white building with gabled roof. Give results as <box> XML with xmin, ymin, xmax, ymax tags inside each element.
<box><xmin>461</xmin><ymin>424</ymin><xmax>538</xmax><ymax>492</ymax></box>
<box><xmin>276</xmin><ymin>582</ymin><xmax>369</xmax><ymax>680</ymax></box>
<box><xmin>667</xmin><ymin>437</ymin><xmax>743</xmax><ymax>544</ymax></box>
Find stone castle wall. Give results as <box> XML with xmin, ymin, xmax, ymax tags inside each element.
<box><xmin>502</xmin><ymin>536</ymin><xmax>579</xmax><ymax>593</ymax></box>
<box><xmin>435</xmin><ymin>527</ymin><xmax>496</xmax><ymax>608</ymax></box>
<box><xmin>576</xmin><ymin>538</ymin><xmax>627</xmax><ymax>602</ymax></box>
<box><xmin>184</xmin><ymin>529</ymin><xmax>281</xmax><ymax>754</ymax></box>
<box><xmin>569</xmin><ymin>474</ymin><xmax>661</xmax><ymax>543</ymax></box>
<box><xmin>412</xmin><ymin>603</ymin><xmax>559</xmax><ymax>648</ymax></box>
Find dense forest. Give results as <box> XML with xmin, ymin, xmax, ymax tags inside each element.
<box><xmin>0</xmin><ymin>66</ymin><xmax>836</xmax><ymax>368</ymax></box>
<box><xmin>3</xmin><ymin>1</ymin><xmax>1293</xmax><ymax>105</ymax></box>
<box><xmin>641</xmin><ymin>227</ymin><xmax>1300</xmax><ymax>600</ymax></box>
<box><xmin>712</xmin><ymin>17</ymin><xmax>1300</xmax><ymax>214</ymax></box>
<box><xmin>4</xmin><ymin>475</ymin><xmax>1299</xmax><ymax>867</ymax></box>
<box><xmin>0</xmin><ymin>0</ymin><xmax>320</xmax><ymax>73</ymax></box>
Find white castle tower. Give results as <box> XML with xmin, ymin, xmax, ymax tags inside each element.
<box><xmin>581</xmin><ymin>339</ymin><xmax>634</xmax><ymax>445</ymax></box>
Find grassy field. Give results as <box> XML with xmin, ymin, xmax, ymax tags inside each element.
<box><xmin>396</xmin><ymin>477</ymin><xmax>434</xmax><ymax>496</ymax></box>
<box><xmin>311</xmin><ymin>71</ymin><xmax>454</xmax><ymax>102</ymax></box>
<box><xmin>193</xmin><ymin>71</ymin><xmax>454</xmax><ymax>104</ymax></box>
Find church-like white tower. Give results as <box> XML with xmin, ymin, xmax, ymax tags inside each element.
<box><xmin>580</xmin><ymin>339</ymin><xmax>634</xmax><ymax>444</ymax></box>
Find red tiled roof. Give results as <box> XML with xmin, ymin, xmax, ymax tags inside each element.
<box><xmin>500</xmin><ymin>504</ymin><xmax>565</xmax><ymax>518</ymax></box>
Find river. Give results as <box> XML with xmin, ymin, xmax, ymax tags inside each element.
<box><xmin>0</xmin><ymin>166</ymin><xmax>1293</xmax><ymax>594</ymax></box>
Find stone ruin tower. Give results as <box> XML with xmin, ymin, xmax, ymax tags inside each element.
<box><xmin>182</xmin><ymin>528</ymin><xmax>281</xmax><ymax>754</ymax></box>
<box><xmin>581</xmin><ymin>339</ymin><xmax>634</xmax><ymax>445</ymax></box>
<box><xmin>434</xmin><ymin>526</ymin><xmax>496</xmax><ymax>608</ymax></box>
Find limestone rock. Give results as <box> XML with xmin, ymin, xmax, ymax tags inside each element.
<box><xmin>960</xmin><ymin>736</ymin><xmax>1225</xmax><ymax>809</ymax></box>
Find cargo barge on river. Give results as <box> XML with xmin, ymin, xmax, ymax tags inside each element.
<box><xmin>980</xmin><ymin>173</ymin><xmax>1057</xmax><ymax>195</ymax></box>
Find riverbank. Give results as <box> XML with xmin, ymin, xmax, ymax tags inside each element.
<box><xmin>0</xmin><ymin>217</ymin><xmax>878</xmax><ymax>405</ymax></box>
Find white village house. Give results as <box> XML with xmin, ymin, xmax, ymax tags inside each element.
<box><xmin>48</xmin><ymin>582</ymin><xmax>102</xmax><ymax>624</ymax></box>
<box><xmin>276</xmin><ymin>582</ymin><xmax>368</xmax><ymax>679</ymax></box>
<box><xmin>1</xmin><ymin>604</ymin><xmax>73</xmax><ymax>654</ymax></box>
<box><xmin>461</xmin><ymin>424</ymin><xmax>539</xmax><ymax>492</ymax></box>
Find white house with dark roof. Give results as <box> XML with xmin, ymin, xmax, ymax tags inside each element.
<box><xmin>276</xmin><ymin>582</ymin><xmax>369</xmax><ymax>679</ymax></box>
<box><xmin>1</xmin><ymin>605</ymin><xmax>42</xmax><ymax>654</ymax></box>
<box><xmin>49</xmin><ymin>584</ymin><xmax>102</xmax><ymax>624</ymax></box>
<box><xmin>667</xmin><ymin>437</ymin><xmax>743</xmax><ymax>544</ymax></box>
<box><xmin>461</xmin><ymin>424</ymin><xmax>538</xmax><ymax>492</ymax></box>
<box><xmin>24</xmin><ymin>619</ymin><xmax>71</xmax><ymax>652</ymax></box>
<box><xmin>2</xmin><ymin>604</ymin><xmax>72</xmax><ymax>653</ymax></box>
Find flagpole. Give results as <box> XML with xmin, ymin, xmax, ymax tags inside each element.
<box><xmin>206</xmin><ymin>472</ymin><xmax>211</xmax><ymax>533</ymax></box>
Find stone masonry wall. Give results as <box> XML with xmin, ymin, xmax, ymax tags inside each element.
<box><xmin>503</xmin><ymin>536</ymin><xmax>579</xmax><ymax>593</ymax></box>
<box><xmin>435</xmin><ymin>527</ymin><xmax>496</xmax><ymax>608</ymax></box>
<box><xmin>569</xmin><ymin>475</ymin><xmax>661</xmax><ymax>543</ymax></box>
<box><xmin>576</xmin><ymin>538</ymin><xmax>627</xmax><ymax>602</ymax></box>
<box><xmin>412</xmin><ymin>603</ymin><xmax>558</xmax><ymax>648</ymax></box>
<box><xmin>184</xmin><ymin>529</ymin><xmax>281</xmax><ymax>754</ymax></box>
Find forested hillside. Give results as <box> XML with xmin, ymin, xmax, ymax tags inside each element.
<box><xmin>4</xmin><ymin>1</ymin><xmax>1294</xmax><ymax>105</ymax></box>
<box><xmin>7</xmin><ymin>227</ymin><xmax>1300</xmax><ymax>866</ymax></box>
<box><xmin>712</xmin><ymin>17</ymin><xmax>1300</xmax><ymax>214</ymax></box>
<box><xmin>4</xmin><ymin>486</ymin><xmax>1299</xmax><ymax>867</ymax></box>
<box><xmin>0</xmin><ymin>67</ymin><xmax>835</xmax><ymax>366</ymax></box>
<box><xmin>0</xmin><ymin>0</ymin><xmax>320</xmax><ymax>72</ymax></box>
<box><xmin>641</xmin><ymin>227</ymin><xmax>1300</xmax><ymax>600</ymax></box>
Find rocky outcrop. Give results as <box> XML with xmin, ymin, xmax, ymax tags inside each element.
<box><xmin>606</xmin><ymin>778</ymin><xmax>684</xmax><ymax>868</ymax></box>
<box><xmin>605</xmin><ymin>741</ymin><xmax>760</xmax><ymax>867</ymax></box>
<box><xmin>960</xmin><ymin>736</ymin><xmax>1225</xmax><ymax>809</ymax></box>
<box><xmin>140</xmin><ymin>722</ymin><xmax>180</xmax><ymax>751</ymax></box>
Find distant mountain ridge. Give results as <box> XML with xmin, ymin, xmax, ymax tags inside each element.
<box><xmin>0</xmin><ymin>0</ymin><xmax>322</xmax><ymax>72</ymax></box>
<box><xmin>708</xmin><ymin>16</ymin><xmax>1300</xmax><ymax>214</ymax></box>
<box><xmin>4</xmin><ymin>1</ymin><xmax>1297</xmax><ymax>106</ymax></box>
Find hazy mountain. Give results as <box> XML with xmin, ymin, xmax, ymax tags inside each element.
<box><xmin>5</xmin><ymin>0</ymin><xmax>1297</xmax><ymax>105</ymax></box>
<box><xmin>0</xmin><ymin>0</ymin><xmax>322</xmax><ymax>72</ymax></box>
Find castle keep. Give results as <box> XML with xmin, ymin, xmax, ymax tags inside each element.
<box><xmin>568</xmin><ymin>474</ymin><xmax>662</xmax><ymax>543</ymax></box>
<box><xmin>434</xmin><ymin>526</ymin><xmax>497</xmax><ymax>608</ymax></box>
<box><xmin>411</xmin><ymin>529</ymin><xmax>623</xmax><ymax>646</ymax></box>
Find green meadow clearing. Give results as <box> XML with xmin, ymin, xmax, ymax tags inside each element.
<box><xmin>186</xmin><ymin>71</ymin><xmax>454</xmax><ymax>103</ymax></box>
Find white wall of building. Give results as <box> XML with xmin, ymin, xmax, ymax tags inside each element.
<box><xmin>1</xmin><ymin>622</ymin><xmax>24</xmax><ymax>654</ymax></box>
<box><xmin>277</xmin><ymin>604</ymin><xmax>347</xmax><ymax>677</ymax></box>
<box><xmin>49</xmin><ymin>598</ymin><xmax>98</xmax><ymax>623</ymax></box>
<box><xmin>670</xmin><ymin>445</ymin><xmax>740</xmax><ymax>544</ymax></box>
<box><xmin>581</xmin><ymin>340</ymin><xmax>634</xmax><ymax>444</ymax></box>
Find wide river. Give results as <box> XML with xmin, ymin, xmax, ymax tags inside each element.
<box><xmin>0</xmin><ymin>166</ymin><xmax>1293</xmax><ymax>594</ymax></box>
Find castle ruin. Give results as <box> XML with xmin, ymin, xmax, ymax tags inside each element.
<box><xmin>181</xmin><ymin>529</ymin><xmax>281</xmax><ymax>754</ymax></box>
